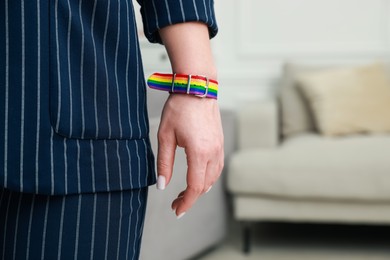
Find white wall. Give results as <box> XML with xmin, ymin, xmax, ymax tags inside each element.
<box><xmin>213</xmin><ymin>0</ymin><xmax>390</xmax><ymax>108</ymax></box>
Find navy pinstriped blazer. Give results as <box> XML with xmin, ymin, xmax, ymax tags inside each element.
<box><xmin>0</xmin><ymin>0</ymin><xmax>218</xmax><ymax>195</ymax></box>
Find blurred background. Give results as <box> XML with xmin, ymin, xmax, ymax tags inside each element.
<box><xmin>136</xmin><ymin>0</ymin><xmax>390</xmax><ymax>259</ymax></box>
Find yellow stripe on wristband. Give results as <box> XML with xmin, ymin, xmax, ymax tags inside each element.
<box><xmin>147</xmin><ymin>73</ymin><xmax>218</xmax><ymax>99</ymax></box>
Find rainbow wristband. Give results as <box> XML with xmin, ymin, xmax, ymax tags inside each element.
<box><xmin>147</xmin><ymin>73</ymin><xmax>218</xmax><ymax>99</ymax></box>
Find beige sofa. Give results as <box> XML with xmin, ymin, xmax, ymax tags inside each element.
<box><xmin>227</xmin><ymin>63</ymin><xmax>390</xmax><ymax>253</ymax></box>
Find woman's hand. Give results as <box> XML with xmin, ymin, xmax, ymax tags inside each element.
<box><xmin>157</xmin><ymin>94</ymin><xmax>224</xmax><ymax>218</ymax></box>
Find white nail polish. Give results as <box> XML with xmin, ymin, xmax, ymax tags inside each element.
<box><xmin>157</xmin><ymin>176</ymin><xmax>166</xmax><ymax>190</ymax></box>
<box><xmin>206</xmin><ymin>186</ymin><xmax>213</xmax><ymax>193</ymax></box>
<box><xmin>177</xmin><ymin>212</ymin><xmax>186</xmax><ymax>219</ymax></box>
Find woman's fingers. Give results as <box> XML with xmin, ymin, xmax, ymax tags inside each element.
<box><xmin>156</xmin><ymin>127</ymin><xmax>177</xmax><ymax>190</ymax></box>
<box><xmin>172</xmin><ymin>149</ymin><xmax>207</xmax><ymax>217</ymax></box>
<box><xmin>157</xmin><ymin>94</ymin><xmax>224</xmax><ymax>218</ymax></box>
<box><xmin>172</xmin><ymin>149</ymin><xmax>224</xmax><ymax>217</ymax></box>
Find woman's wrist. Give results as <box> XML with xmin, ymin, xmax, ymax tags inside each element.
<box><xmin>159</xmin><ymin>22</ymin><xmax>217</xmax><ymax>81</ymax></box>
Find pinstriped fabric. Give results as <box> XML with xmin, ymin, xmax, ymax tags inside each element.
<box><xmin>65</xmin><ymin>0</ymin><xmax>74</xmax><ymax>138</ymax></box>
<box><xmin>179</xmin><ymin>0</ymin><xmax>186</xmax><ymax>21</ymax></box>
<box><xmin>53</xmin><ymin>0</ymin><xmax>62</xmax><ymax>133</ymax></box>
<box><xmin>132</xmin><ymin>5</ymin><xmax>148</xmax><ymax>138</ymax></box>
<box><xmin>208</xmin><ymin>0</ymin><xmax>215</xmax><ymax>28</ymax></box>
<box><xmin>19</xmin><ymin>0</ymin><xmax>25</xmax><ymax>191</ymax></box>
<box><xmin>63</xmin><ymin>140</ymin><xmax>68</xmax><ymax>194</ymax></box>
<box><xmin>104</xmin><ymin>140</ymin><xmax>110</xmax><ymax>191</ymax></box>
<box><xmin>102</xmin><ymin>0</ymin><xmax>113</xmax><ymax>139</ymax></box>
<box><xmin>0</xmin><ymin>187</ymin><xmax>148</xmax><ymax>260</ymax></box>
<box><xmin>90</xmin><ymin>194</ymin><xmax>97</xmax><ymax>260</ymax></box>
<box><xmin>1</xmin><ymin>0</ymin><xmax>160</xmax><ymax>195</ymax></box>
<box><xmin>116</xmin><ymin>191</ymin><xmax>124</xmax><ymax>260</ymax></box>
<box><xmin>164</xmin><ymin>0</ymin><xmax>172</xmax><ymax>25</ymax></box>
<box><xmin>12</xmin><ymin>194</ymin><xmax>23</xmax><ymax>259</ymax></box>
<box><xmin>151</xmin><ymin>0</ymin><xmax>159</xmax><ymax>29</ymax></box>
<box><xmin>1</xmin><ymin>0</ymin><xmax>217</xmax><ymax>195</ymax></box>
<box><xmin>89</xmin><ymin>140</ymin><xmax>96</xmax><ymax>193</ymax></box>
<box><xmin>104</xmin><ymin>193</ymin><xmax>112</xmax><ymax>260</ymax></box>
<box><xmin>192</xmin><ymin>0</ymin><xmax>200</xmax><ymax>20</ymax></box>
<box><xmin>78</xmin><ymin>0</ymin><xmax>86</xmax><ymax>139</ymax></box>
<box><xmin>116</xmin><ymin>140</ymin><xmax>124</xmax><ymax>190</ymax></box>
<box><xmin>74</xmin><ymin>196</ymin><xmax>82</xmax><ymax>260</ymax></box>
<box><xmin>35</xmin><ymin>0</ymin><xmax>41</xmax><ymax>193</ymax></box>
<box><xmin>90</xmin><ymin>0</ymin><xmax>99</xmax><ymax>138</ymax></box>
<box><xmin>40</xmin><ymin>197</ymin><xmax>50</xmax><ymax>260</ymax></box>
<box><xmin>125</xmin><ymin>191</ymin><xmax>134</xmax><ymax>259</ymax></box>
<box><xmin>114</xmin><ymin>0</ymin><xmax>124</xmax><ymax>139</ymax></box>
<box><xmin>57</xmin><ymin>197</ymin><xmax>66</xmax><ymax>259</ymax></box>
<box><xmin>25</xmin><ymin>195</ymin><xmax>35</xmax><ymax>259</ymax></box>
<box><xmin>202</xmin><ymin>0</ymin><xmax>209</xmax><ymax>23</ymax></box>
<box><xmin>76</xmin><ymin>140</ymin><xmax>81</xmax><ymax>193</ymax></box>
<box><xmin>3</xmin><ymin>0</ymin><xmax>9</xmax><ymax>188</ymax></box>
<box><xmin>50</xmin><ymin>129</ymin><xmax>55</xmax><ymax>195</ymax></box>
<box><xmin>1</xmin><ymin>191</ymin><xmax>11</xmax><ymax>260</ymax></box>
<box><xmin>137</xmin><ymin>0</ymin><xmax>218</xmax><ymax>44</ymax></box>
<box><xmin>125</xmin><ymin>0</ymin><xmax>134</xmax><ymax>139</ymax></box>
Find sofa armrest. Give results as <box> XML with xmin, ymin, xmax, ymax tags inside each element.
<box><xmin>220</xmin><ymin>109</ymin><xmax>237</xmax><ymax>160</ymax></box>
<box><xmin>237</xmin><ymin>99</ymin><xmax>279</xmax><ymax>149</ymax></box>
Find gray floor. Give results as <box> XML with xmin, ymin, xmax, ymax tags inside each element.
<box><xmin>194</xmin><ymin>221</ymin><xmax>390</xmax><ymax>260</ymax></box>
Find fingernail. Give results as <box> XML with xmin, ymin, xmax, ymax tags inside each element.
<box><xmin>177</xmin><ymin>212</ymin><xmax>186</xmax><ymax>219</ymax></box>
<box><xmin>206</xmin><ymin>186</ymin><xmax>213</xmax><ymax>193</ymax></box>
<box><xmin>157</xmin><ymin>176</ymin><xmax>166</xmax><ymax>190</ymax></box>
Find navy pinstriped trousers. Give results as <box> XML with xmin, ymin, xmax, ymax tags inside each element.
<box><xmin>0</xmin><ymin>187</ymin><xmax>148</xmax><ymax>260</ymax></box>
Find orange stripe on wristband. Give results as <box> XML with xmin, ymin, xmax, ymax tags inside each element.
<box><xmin>147</xmin><ymin>73</ymin><xmax>218</xmax><ymax>99</ymax></box>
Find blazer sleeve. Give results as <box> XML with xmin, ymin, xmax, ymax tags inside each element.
<box><xmin>136</xmin><ymin>0</ymin><xmax>218</xmax><ymax>44</ymax></box>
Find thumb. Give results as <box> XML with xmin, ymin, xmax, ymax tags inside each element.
<box><xmin>156</xmin><ymin>128</ymin><xmax>177</xmax><ymax>190</ymax></box>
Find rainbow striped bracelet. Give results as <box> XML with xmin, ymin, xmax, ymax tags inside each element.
<box><xmin>147</xmin><ymin>73</ymin><xmax>218</xmax><ymax>99</ymax></box>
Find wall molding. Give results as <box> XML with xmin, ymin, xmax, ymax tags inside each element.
<box><xmin>236</xmin><ymin>0</ymin><xmax>390</xmax><ymax>59</ymax></box>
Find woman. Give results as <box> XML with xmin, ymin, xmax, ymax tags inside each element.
<box><xmin>0</xmin><ymin>0</ymin><xmax>223</xmax><ymax>259</ymax></box>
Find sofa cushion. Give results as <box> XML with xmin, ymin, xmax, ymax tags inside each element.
<box><xmin>279</xmin><ymin>62</ymin><xmax>390</xmax><ymax>137</ymax></box>
<box><xmin>228</xmin><ymin>134</ymin><xmax>390</xmax><ymax>201</ymax></box>
<box><xmin>279</xmin><ymin>63</ymin><xmax>318</xmax><ymax>137</ymax></box>
<box><xmin>297</xmin><ymin>63</ymin><xmax>390</xmax><ymax>136</ymax></box>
